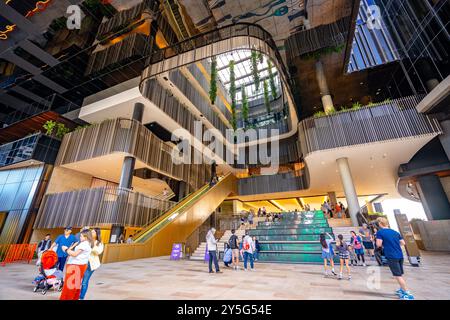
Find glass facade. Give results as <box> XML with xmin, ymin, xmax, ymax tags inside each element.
<box><xmin>348</xmin><ymin>0</ymin><xmax>400</xmax><ymax>72</ymax></box>
<box><xmin>374</xmin><ymin>0</ymin><xmax>449</xmax><ymax>95</ymax></box>
<box><xmin>0</xmin><ymin>165</ymin><xmax>46</xmax><ymax>244</ymax></box>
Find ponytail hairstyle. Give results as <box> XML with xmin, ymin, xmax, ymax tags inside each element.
<box><xmin>338</xmin><ymin>234</ymin><xmax>347</xmax><ymax>250</ymax></box>
<box><xmin>93</xmin><ymin>227</ymin><xmax>102</xmax><ymax>245</ymax></box>
<box><xmin>319</xmin><ymin>233</ymin><xmax>328</xmax><ymax>249</ymax></box>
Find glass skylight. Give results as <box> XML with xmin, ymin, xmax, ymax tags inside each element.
<box><xmin>215</xmin><ymin>49</ymin><xmax>281</xmax><ymax>103</ymax></box>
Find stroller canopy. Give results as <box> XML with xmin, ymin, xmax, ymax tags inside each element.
<box><xmin>41</xmin><ymin>250</ymin><xmax>58</xmax><ymax>269</ymax></box>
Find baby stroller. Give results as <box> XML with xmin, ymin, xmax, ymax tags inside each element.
<box><xmin>33</xmin><ymin>250</ymin><xmax>64</xmax><ymax>295</ymax></box>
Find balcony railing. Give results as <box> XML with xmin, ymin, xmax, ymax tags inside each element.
<box><xmin>0</xmin><ymin>133</ymin><xmax>61</xmax><ymax>168</ymax></box>
<box><xmin>298</xmin><ymin>96</ymin><xmax>442</xmax><ymax>156</ymax></box>
<box><xmin>34</xmin><ymin>186</ymin><xmax>176</xmax><ymax>229</ymax></box>
<box><xmin>56</xmin><ymin>118</ymin><xmax>210</xmax><ymax>193</ymax></box>
<box><xmin>238</xmin><ymin>170</ymin><xmax>309</xmax><ymax>195</ymax></box>
<box><xmin>57</xmin><ymin>118</ymin><xmax>183</xmax><ymax>179</ymax></box>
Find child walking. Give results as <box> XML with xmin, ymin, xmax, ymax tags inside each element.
<box><xmin>320</xmin><ymin>232</ymin><xmax>337</xmax><ymax>277</ymax></box>
<box><xmin>350</xmin><ymin>231</ymin><xmax>366</xmax><ymax>266</ymax></box>
<box><xmin>348</xmin><ymin>244</ymin><xmax>358</xmax><ymax>266</ymax></box>
<box><xmin>336</xmin><ymin>234</ymin><xmax>351</xmax><ymax>280</ymax></box>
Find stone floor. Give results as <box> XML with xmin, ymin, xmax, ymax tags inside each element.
<box><xmin>1</xmin><ymin>251</ymin><xmax>450</xmax><ymax>300</ymax></box>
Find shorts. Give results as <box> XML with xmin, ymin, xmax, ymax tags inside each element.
<box><xmin>363</xmin><ymin>241</ymin><xmax>374</xmax><ymax>249</ymax></box>
<box><xmin>387</xmin><ymin>258</ymin><xmax>404</xmax><ymax>277</ymax></box>
<box><xmin>321</xmin><ymin>251</ymin><xmax>333</xmax><ymax>260</ymax></box>
<box><xmin>339</xmin><ymin>252</ymin><xmax>350</xmax><ymax>260</ymax></box>
<box><xmin>355</xmin><ymin>248</ymin><xmax>364</xmax><ymax>255</ymax></box>
<box><xmin>232</xmin><ymin>249</ymin><xmax>240</xmax><ymax>259</ymax></box>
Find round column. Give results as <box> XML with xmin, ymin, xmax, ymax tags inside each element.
<box><xmin>336</xmin><ymin>157</ymin><xmax>359</xmax><ymax>226</ymax></box>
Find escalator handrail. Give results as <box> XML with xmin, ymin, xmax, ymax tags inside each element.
<box><xmin>133</xmin><ymin>174</ymin><xmax>231</xmax><ymax>243</ymax></box>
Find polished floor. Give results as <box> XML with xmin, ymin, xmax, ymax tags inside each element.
<box><xmin>1</xmin><ymin>251</ymin><xmax>449</xmax><ymax>300</ymax></box>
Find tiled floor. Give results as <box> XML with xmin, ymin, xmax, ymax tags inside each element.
<box><xmin>1</xmin><ymin>252</ymin><xmax>449</xmax><ymax>300</ymax></box>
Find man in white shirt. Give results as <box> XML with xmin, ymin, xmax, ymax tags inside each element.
<box><xmin>206</xmin><ymin>228</ymin><xmax>222</xmax><ymax>274</ymax></box>
<box><xmin>242</xmin><ymin>232</ymin><xmax>255</xmax><ymax>271</ymax></box>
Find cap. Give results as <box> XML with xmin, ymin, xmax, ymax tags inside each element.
<box><xmin>64</xmin><ymin>226</ymin><xmax>72</xmax><ymax>230</ymax></box>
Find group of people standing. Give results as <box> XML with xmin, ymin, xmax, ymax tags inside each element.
<box><xmin>206</xmin><ymin>228</ymin><xmax>260</xmax><ymax>273</ymax></box>
<box><xmin>36</xmin><ymin>226</ymin><xmax>104</xmax><ymax>300</ymax></box>
<box><xmin>321</xmin><ymin>200</ymin><xmax>347</xmax><ymax>219</ymax></box>
<box><xmin>320</xmin><ymin>217</ymin><xmax>414</xmax><ymax>300</ymax></box>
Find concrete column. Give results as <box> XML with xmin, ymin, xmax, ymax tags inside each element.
<box><xmin>132</xmin><ymin>102</ymin><xmax>144</xmax><ymax>123</ymax></box>
<box><xmin>315</xmin><ymin>60</ymin><xmax>334</xmax><ymax>113</ymax></box>
<box><xmin>327</xmin><ymin>192</ymin><xmax>337</xmax><ymax>206</ymax></box>
<box><xmin>438</xmin><ymin>120</ymin><xmax>450</xmax><ymax>161</ymax></box>
<box><xmin>416</xmin><ymin>175</ymin><xmax>450</xmax><ymax>220</ymax></box>
<box><xmin>336</xmin><ymin>157</ymin><xmax>359</xmax><ymax>226</ymax></box>
<box><xmin>119</xmin><ymin>156</ymin><xmax>136</xmax><ymax>189</ymax></box>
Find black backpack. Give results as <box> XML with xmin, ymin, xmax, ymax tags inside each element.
<box><xmin>229</xmin><ymin>235</ymin><xmax>238</xmax><ymax>249</ymax></box>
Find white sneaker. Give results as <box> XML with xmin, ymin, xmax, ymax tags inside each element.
<box><xmin>244</xmin><ymin>268</ymin><xmax>248</xmax><ymax>271</ymax></box>
<box><xmin>363</xmin><ymin>263</ymin><xmax>367</xmax><ymax>267</ymax></box>
<box><xmin>338</xmin><ymin>273</ymin><xmax>343</xmax><ymax>280</ymax></box>
<box><xmin>251</xmin><ymin>268</ymin><xmax>255</xmax><ymax>271</ymax></box>
<box><xmin>348</xmin><ymin>274</ymin><xmax>352</xmax><ymax>280</ymax></box>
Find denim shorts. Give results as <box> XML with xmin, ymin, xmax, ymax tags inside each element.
<box><xmin>321</xmin><ymin>251</ymin><xmax>333</xmax><ymax>260</ymax></box>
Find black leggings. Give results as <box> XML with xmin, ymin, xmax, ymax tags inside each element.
<box><xmin>357</xmin><ymin>254</ymin><xmax>365</xmax><ymax>263</ymax></box>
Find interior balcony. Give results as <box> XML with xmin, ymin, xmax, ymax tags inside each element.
<box><xmin>55</xmin><ymin>117</ymin><xmax>210</xmax><ymax>195</ymax></box>
<box><xmin>298</xmin><ymin>95</ymin><xmax>442</xmax><ymax>197</ymax></box>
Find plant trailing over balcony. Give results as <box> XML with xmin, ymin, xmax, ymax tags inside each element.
<box><xmin>250</xmin><ymin>50</ymin><xmax>260</xmax><ymax>91</ymax></box>
<box><xmin>43</xmin><ymin>120</ymin><xmax>57</xmax><ymax>136</ymax></box>
<box><xmin>229</xmin><ymin>60</ymin><xmax>237</xmax><ymax>131</ymax></box>
<box><xmin>241</xmin><ymin>87</ymin><xmax>249</xmax><ymax>129</ymax></box>
<box><xmin>267</xmin><ymin>59</ymin><xmax>277</xmax><ymax>100</ymax></box>
<box><xmin>209</xmin><ymin>56</ymin><xmax>218</xmax><ymax>105</ymax></box>
<box><xmin>263</xmin><ymin>80</ymin><xmax>271</xmax><ymax>114</ymax></box>
<box><xmin>56</xmin><ymin>123</ymin><xmax>71</xmax><ymax>139</ymax></box>
<box><xmin>301</xmin><ymin>44</ymin><xmax>345</xmax><ymax>60</ymax></box>
<box><xmin>81</xmin><ymin>0</ymin><xmax>117</xmax><ymax>19</ymax></box>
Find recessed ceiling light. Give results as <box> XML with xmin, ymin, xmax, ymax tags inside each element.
<box><xmin>321</xmin><ymin>161</ymin><xmax>325</xmax><ymax>165</ymax></box>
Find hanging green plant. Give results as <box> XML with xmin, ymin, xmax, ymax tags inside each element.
<box><xmin>241</xmin><ymin>87</ymin><xmax>249</xmax><ymax>129</ymax></box>
<box><xmin>267</xmin><ymin>59</ymin><xmax>277</xmax><ymax>100</ymax></box>
<box><xmin>263</xmin><ymin>80</ymin><xmax>271</xmax><ymax>114</ymax></box>
<box><xmin>56</xmin><ymin>123</ymin><xmax>71</xmax><ymax>139</ymax></box>
<box><xmin>257</xmin><ymin>52</ymin><xmax>263</xmax><ymax>64</ymax></box>
<box><xmin>250</xmin><ymin>50</ymin><xmax>260</xmax><ymax>91</ymax></box>
<box><xmin>229</xmin><ymin>60</ymin><xmax>237</xmax><ymax>131</ymax></box>
<box><xmin>209</xmin><ymin>56</ymin><xmax>218</xmax><ymax>105</ymax></box>
<box><xmin>43</xmin><ymin>120</ymin><xmax>57</xmax><ymax>136</ymax></box>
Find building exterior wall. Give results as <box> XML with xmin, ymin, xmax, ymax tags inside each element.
<box><xmin>0</xmin><ymin>164</ymin><xmax>47</xmax><ymax>243</ymax></box>
<box><xmin>440</xmin><ymin>176</ymin><xmax>450</xmax><ymax>203</ymax></box>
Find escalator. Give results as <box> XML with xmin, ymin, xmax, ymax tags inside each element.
<box><xmin>102</xmin><ymin>173</ymin><xmax>237</xmax><ymax>263</ymax></box>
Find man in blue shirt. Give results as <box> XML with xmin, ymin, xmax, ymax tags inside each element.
<box><xmin>50</xmin><ymin>227</ymin><xmax>77</xmax><ymax>271</ymax></box>
<box><xmin>376</xmin><ymin>217</ymin><xmax>414</xmax><ymax>300</ymax></box>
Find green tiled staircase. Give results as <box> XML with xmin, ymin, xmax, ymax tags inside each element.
<box><xmin>249</xmin><ymin>211</ymin><xmax>334</xmax><ymax>264</ymax></box>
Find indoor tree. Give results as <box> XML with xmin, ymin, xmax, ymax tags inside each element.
<box><xmin>229</xmin><ymin>60</ymin><xmax>237</xmax><ymax>131</ymax></box>
<box><xmin>267</xmin><ymin>59</ymin><xmax>277</xmax><ymax>100</ymax></box>
<box><xmin>209</xmin><ymin>56</ymin><xmax>218</xmax><ymax>105</ymax></box>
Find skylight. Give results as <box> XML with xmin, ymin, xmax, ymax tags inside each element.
<box><xmin>215</xmin><ymin>49</ymin><xmax>281</xmax><ymax>103</ymax></box>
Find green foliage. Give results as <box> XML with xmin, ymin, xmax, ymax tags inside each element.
<box><xmin>257</xmin><ymin>52</ymin><xmax>263</xmax><ymax>64</ymax></box>
<box><xmin>209</xmin><ymin>56</ymin><xmax>218</xmax><ymax>105</ymax></box>
<box><xmin>351</xmin><ymin>102</ymin><xmax>362</xmax><ymax>110</ymax></box>
<box><xmin>301</xmin><ymin>44</ymin><xmax>345</xmax><ymax>60</ymax></box>
<box><xmin>267</xmin><ymin>59</ymin><xmax>277</xmax><ymax>100</ymax></box>
<box><xmin>43</xmin><ymin>120</ymin><xmax>57</xmax><ymax>136</ymax></box>
<box><xmin>263</xmin><ymin>80</ymin><xmax>270</xmax><ymax>114</ymax></box>
<box><xmin>326</xmin><ymin>107</ymin><xmax>336</xmax><ymax>115</ymax></box>
<box><xmin>56</xmin><ymin>123</ymin><xmax>70</xmax><ymax>139</ymax></box>
<box><xmin>313</xmin><ymin>111</ymin><xmax>326</xmax><ymax>118</ymax></box>
<box><xmin>81</xmin><ymin>0</ymin><xmax>117</xmax><ymax>18</ymax></box>
<box><xmin>241</xmin><ymin>87</ymin><xmax>249</xmax><ymax>129</ymax></box>
<box><xmin>229</xmin><ymin>60</ymin><xmax>237</xmax><ymax>131</ymax></box>
<box><xmin>49</xmin><ymin>17</ymin><xmax>68</xmax><ymax>32</ymax></box>
<box><xmin>250</xmin><ymin>50</ymin><xmax>260</xmax><ymax>91</ymax></box>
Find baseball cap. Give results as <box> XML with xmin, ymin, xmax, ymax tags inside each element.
<box><xmin>64</xmin><ymin>226</ymin><xmax>72</xmax><ymax>230</ymax></box>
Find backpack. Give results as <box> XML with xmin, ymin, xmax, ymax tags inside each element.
<box><xmin>228</xmin><ymin>235</ymin><xmax>238</xmax><ymax>249</ymax></box>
